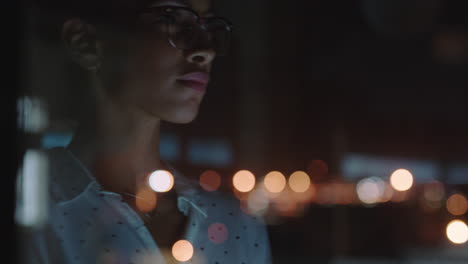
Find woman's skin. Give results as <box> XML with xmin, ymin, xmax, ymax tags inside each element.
<box><xmin>64</xmin><ymin>0</ymin><xmax>215</xmax><ymax>248</ymax></box>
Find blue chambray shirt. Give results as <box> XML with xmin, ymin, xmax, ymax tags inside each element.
<box><xmin>22</xmin><ymin>147</ymin><xmax>271</xmax><ymax>264</ymax></box>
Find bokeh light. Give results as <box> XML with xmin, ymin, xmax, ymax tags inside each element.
<box><xmin>273</xmin><ymin>188</ymin><xmax>298</xmax><ymax>217</ymax></box>
<box><xmin>315</xmin><ymin>183</ymin><xmax>335</xmax><ymax>205</ymax></box>
<box><xmin>264</xmin><ymin>171</ymin><xmax>286</xmax><ymax>193</ymax></box>
<box><xmin>135</xmin><ymin>187</ymin><xmax>157</xmax><ymax>213</ymax></box>
<box><xmin>199</xmin><ymin>170</ymin><xmax>221</xmax><ymax>192</ymax></box>
<box><xmin>423</xmin><ymin>181</ymin><xmax>445</xmax><ymax>202</ymax></box>
<box><xmin>15</xmin><ymin>149</ymin><xmax>49</xmax><ymax>228</ymax></box>
<box><xmin>208</xmin><ymin>223</ymin><xmax>229</xmax><ymax>244</ymax></box>
<box><xmin>390</xmin><ymin>169</ymin><xmax>414</xmax><ymax>191</ymax></box>
<box><xmin>247</xmin><ymin>187</ymin><xmax>270</xmax><ymax>216</ymax></box>
<box><xmin>446</xmin><ymin>193</ymin><xmax>468</xmax><ymax>216</ymax></box>
<box><xmin>232</xmin><ymin>170</ymin><xmax>256</xmax><ymax>193</ymax></box>
<box><xmin>172</xmin><ymin>240</ymin><xmax>194</xmax><ymax>262</ymax></box>
<box><xmin>446</xmin><ymin>220</ymin><xmax>468</xmax><ymax>244</ymax></box>
<box><xmin>356</xmin><ymin>177</ymin><xmax>385</xmax><ymax>204</ymax></box>
<box><xmin>17</xmin><ymin>96</ymin><xmax>49</xmax><ymax>133</ymax></box>
<box><xmin>288</xmin><ymin>171</ymin><xmax>311</xmax><ymax>193</ymax></box>
<box><xmin>148</xmin><ymin>170</ymin><xmax>174</xmax><ymax>192</ymax></box>
<box><xmin>291</xmin><ymin>182</ymin><xmax>316</xmax><ymax>204</ymax></box>
<box><xmin>379</xmin><ymin>182</ymin><xmax>394</xmax><ymax>203</ymax></box>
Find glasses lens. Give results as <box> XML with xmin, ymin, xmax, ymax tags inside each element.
<box><xmin>164</xmin><ymin>8</ymin><xmax>232</xmax><ymax>55</ymax></box>
<box><xmin>204</xmin><ymin>18</ymin><xmax>231</xmax><ymax>56</ymax></box>
<box><xmin>166</xmin><ymin>9</ymin><xmax>198</xmax><ymax>50</ymax></box>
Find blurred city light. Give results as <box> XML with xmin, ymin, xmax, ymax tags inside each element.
<box><xmin>315</xmin><ymin>184</ymin><xmax>334</xmax><ymax>205</ymax></box>
<box><xmin>390</xmin><ymin>169</ymin><xmax>414</xmax><ymax>191</ymax></box>
<box><xmin>17</xmin><ymin>96</ymin><xmax>49</xmax><ymax>133</ymax></box>
<box><xmin>446</xmin><ymin>194</ymin><xmax>468</xmax><ymax>216</ymax></box>
<box><xmin>247</xmin><ymin>186</ymin><xmax>270</xmax><ymax>216</ymax></box>
<box><xmin>288</xmin><ymin>171</ymin><xmax>311</xmax><ymax>193</ymax></box>
<box><xmin>199</xmin><ymin>170</ymin><xmax>222</xmax><ymax>192</ymax></box>
<box><xmin>41</xmin><ymin>131</ymin><xmax>73</xmax><ymax>149</ymax></box>
<box><xmin>447</xmin><ymin>164</ymin><xmax>468</xmax><ymax>184</ymax></box>
<box><xmin>379</xmin><ymin>182</ymin><xmax>394</xmax><ymax>203</ymax></box>
<box><xmin>291</xmin><ymin>182</ymin><xmax>316</xmax><ymax>204</ymax></box>
<box><xmin>148</xmin><ymin>170</ymin><xmax>174</xmax><ymax>193</ymax></box>
<box><xmin>446</xmin><ymin>220</ymin><xmax>468</xmax><ymax>244</ymax></box>
<box><xmin>160</xmin><ymin>133</ymin><xmax>181</xmax><ymax>162</ymax></box>
<box><xmin>15</xmin><ymin>149</ymin><xmax>49</xmax><ymax>228</ymax></box>
<box><xmin>424</xmin><ymin>181</ymin><xmax>445</xmax><ymax>202</ymax></box>
<box><xmin>273</xmin><ymin>188</ymin><xmax>299</xmax><ymax>217</ymax></box>
<box><xmin>356</xmin><ymin>177</ymin><xmax>385</xmax><ymax>205</ymax></box>
<box><xmin>135</xmin><ymin>187</ymin><xmax>157</xmax><ymax>213</ymax></box>
<box><xmin>341</xmin><ymin>153</ymin><xmax>439</xmax><ymax>182</ymax></box>
<box><xmin>232</xmin><ymin>170</ymin><xmax>256</xmax><ymax>192</ymax></box>
<box><xmin>264</xmin><ymin>171</ymin><xmax>286</xmax><ymax>194</ymax></box>
<box><xmin>172</xmin><ymin>240</ymin><xmax>194</xmax><ymax>262</ymax></box>
<box><xmin>187</xmin><ymin>138</ymin><xmax>233</xmax><ymax>167</ymax></box>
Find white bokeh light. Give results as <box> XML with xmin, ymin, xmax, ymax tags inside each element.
<box><xmin>446</xmin><ymin>220</ymin><xmax>468</xmax><ymax>244</ymax></box>
<box><xmin>356</xmin><ymin>177</ymin><xmax>385</xmax><ymax>204</ymax></box>
<box><xmin>149</xmin><ymin>170</ymin><xmax>174</xmax><ymax>192</ymax></box>
<box><xmin>390</xmin><ymin>169</ymin><xmax>414</xmax><ymax>191</ymax></box>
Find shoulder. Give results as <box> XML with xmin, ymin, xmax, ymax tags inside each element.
<box><xmin>43</xmin><ymin>147</ymin><xmax>94</xmax><ymax>203</ymax></box>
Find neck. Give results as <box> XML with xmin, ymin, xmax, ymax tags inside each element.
<box><xmin>67</xmin><ymin>96</ymin><xmax>165</xmax><ymax>195</ymax></box>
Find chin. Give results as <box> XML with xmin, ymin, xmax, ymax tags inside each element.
<box><xmin>166</xmin><ymin>108</ymin><xmax>200</xmax><ymax>124</ymax></box>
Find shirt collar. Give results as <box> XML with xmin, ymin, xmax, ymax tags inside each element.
<box><xmin>50</xmin><ymin>147</ymin><xmax>208</xmax><ymax>219</ymax></box>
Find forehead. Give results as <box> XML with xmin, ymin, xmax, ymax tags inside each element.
<box><xmin>148</xmin><ymin>0</ymin><xmax>212</xmax><ymax>15</ymax></box>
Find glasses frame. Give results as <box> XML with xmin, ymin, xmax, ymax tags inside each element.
<box><xmin>138</xmin><ymin>5</ymin><xmax>233</xmax><ymax>56</ymax></box>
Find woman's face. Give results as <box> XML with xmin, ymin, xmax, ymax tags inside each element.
<box><xmin>99</xmin><ymin>0</ymin><xmax>215</xmax><ymax>124</ymax></box>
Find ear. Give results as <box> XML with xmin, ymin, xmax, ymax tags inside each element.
<box><xmin>61</xmin><ymin>19</ymin><xmax>102</xmax><ymax>71</ymax></box>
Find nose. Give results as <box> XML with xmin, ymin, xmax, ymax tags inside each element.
<box><xmin>186</xmin><ymin>48</ymin><xmax>216</xmax><ymax>66</ymax></box>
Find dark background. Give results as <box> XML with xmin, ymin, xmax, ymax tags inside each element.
<box><xmin>179</xmin><ymin>0</ymin><xmax>468</xmax><ymax>262</ymax></box>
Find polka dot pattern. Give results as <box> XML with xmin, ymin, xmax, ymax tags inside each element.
<box><xmin>37</xmin><ymin>147</ymin><xmax>272</xmax><ymax>264</ymax></box>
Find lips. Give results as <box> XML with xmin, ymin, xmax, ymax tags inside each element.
<box><xmin>177</xmin><ymin>72</ymin><xmax>210</xmax><ymax>92</ymax></box>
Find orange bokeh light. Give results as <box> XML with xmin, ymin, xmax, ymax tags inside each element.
<box><xmin>199</xmin><ymin>170</ymin><xmax>222</xmax><ymax>192</ymax></box>
<box><xmin>135</xmin><ymin>187</ymin><xmax>157</xmax><ymax>213</ymax></box>
<box><xmin>264</xmin><ymin>171</ymin><xmax>286</xmax><ymax>193</ymax></box>
<box><xmin>172</xmin><ymin>240</ymin><xmax>194</xmax><ymax>262</ymax></box>
<box><xmin>446</xmin><ymin>193</ymin><xmax>468</xmax><ymax>216</ymax></box>
<box><xmin>232</xmin><ymin>170</ymin><xmax>256</xmax><ymax>193</ymax></box>
<box><xmin>288</xmin><ymin>171</ymin><xmax>311</xmax><ymax>193</ymax></box>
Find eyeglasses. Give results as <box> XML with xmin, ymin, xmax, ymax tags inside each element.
<box><xmin>139</xmin><ymin>6</ymin><xmax>233</xmax><ymax>56</ymax></box>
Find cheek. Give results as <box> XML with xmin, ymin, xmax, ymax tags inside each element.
<box><xmin>100</xmin><ymin>33</ymin><xmax>202</xmax><ymax>123</ymax></box>
<box><xmin>104</xmin><ymin>35</ymin><xmax>180</xmax><ymax>97</ymax></box>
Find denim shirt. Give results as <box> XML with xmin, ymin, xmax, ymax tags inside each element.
<box><xmin>23</xmin><ymin>147</ymin><xmax>271</xmax><ymax>264</ymax></box>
